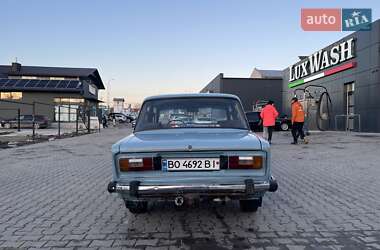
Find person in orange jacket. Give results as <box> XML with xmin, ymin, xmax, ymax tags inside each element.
<box><xmin>260</xmin><ymin>100</ymin><xmax>279</xmax><ymax>144</ymax></box>
<box><xmin>291</xmin><ymin>97</ymin><xmax>308</xmax><ymax>144</ymax></box>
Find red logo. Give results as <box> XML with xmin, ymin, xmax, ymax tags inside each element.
<box><xmin>301</xmin><ymin>9</ymin><xmax>342</xmax><ymax>31</ymax></box>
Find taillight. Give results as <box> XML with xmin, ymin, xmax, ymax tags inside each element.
<box><xmin>119</xmin><ymin>157</ymin><xmax>153</xmax><ymax>172</ymax></box>
<box><xmin>228</xmin><ymin>156</ymin><xmax>263</xmax><ymax>169</ymax></box>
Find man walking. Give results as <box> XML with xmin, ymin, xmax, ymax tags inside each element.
<box><xmin>102</xmin><ymin>114</ymin><xmax>108</xmax><ymax>128</ymax></box>
<box><xmin>291</xmin><ymin>97</ymin><xmax>308</xmax><ymax>144</ymax></box>
<box><xmin>260</xmin><ymin>100</ymin><xmax>279</xmax><ymax>144</ymax></box>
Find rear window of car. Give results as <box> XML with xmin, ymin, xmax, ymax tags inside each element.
<box><xmin>135</xmin><ymin>97</ymin><xmax>248</xmax><ymax>132</ymax></box>
<box><xmin>246</xmin><ymin>112</ymin><xmax>260</xmax><ymax>121</ymax></box>
<box><xmin>21</xmin><ymin>115</ymin><xmax>33</xmax><ymax>120</ymax></box>
<box><xmin>35</xmin><ymin>115</ymin><xmax>47</xmax><ymax>121</ymax></box>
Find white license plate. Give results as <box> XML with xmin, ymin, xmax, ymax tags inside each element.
<box><xmin>163</xmin><ymin>158</ymin><xmax>220</xmax><ymax>171</ymax></box>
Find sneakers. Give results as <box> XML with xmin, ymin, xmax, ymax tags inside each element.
<box><xmin>291</xmin><ymin>141</ymin><xmax>298</xmax><ymax>145</ymax></box>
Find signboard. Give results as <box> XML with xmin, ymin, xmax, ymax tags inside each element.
<box><xmin>301</xmin><ymin>8</ymin><xmax>372</xmax><ymax>31</ymax></box>
<box><xmin>288</xmin><ymin>37</ymin><xmax>356</xmax><ymax>88</ymax></box>
<box><xmin>89</xmin><ymin>84</ymin><xmax>97</xmax><ymax>95</ymax></box>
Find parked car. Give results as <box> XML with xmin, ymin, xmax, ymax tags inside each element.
<box><xmin>3</xmin><ymin>115</ymin><xmax>49</xmax><ymax>129</ymax></box>
<box><xmin>108</xmin><ymin>113</ymin><xmax>135</xmax><ymax>123</ymax></box>
<box><xmin>108</xmin><ymin>93</ymin><xmax>278</xmax><ymax>213</ymax></box>
<box><xmin>245</xmin><ymin>111</ymin><xmax>291</xmax><ymax>131</ymax></box>
<box><xmin>0</xmin><ymin>118</ymin><xmax>5</xmax><ymax>128</ymax></box>
<box><xmin>277</xmin><ymin>114</ymin><xmax>292</xmax><ymax>131</ymax></box>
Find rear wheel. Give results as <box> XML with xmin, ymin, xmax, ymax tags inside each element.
<box><xmin>280</xmin><ymin>122</ymin><xmax>289</xmax><ymax>131</ymax></box>
<box><xmin>125</xmin><ymin>200</ymin><xmax>148</xmax><ymax>214</ymax></box>
<box><xmin>239</xmin><ymin>198</ymin><xmax>261</xmax><ymax>212</ymax></box>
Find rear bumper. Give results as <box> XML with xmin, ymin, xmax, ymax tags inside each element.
<box><xmin>107</xmin><ymin>176</ymin><xmax>278</xmax><ymax>198</ymax></box>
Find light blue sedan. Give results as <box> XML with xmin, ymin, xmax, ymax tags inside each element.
<box><xmin>108</xmin><ymin>93</ymin><xmax>278</xmax><ymax>213</ymax></box>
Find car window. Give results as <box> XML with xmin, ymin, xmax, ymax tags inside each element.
<box><xmin>135</xmin><ymin>97</ymin><xmax>248</xmax><ymax>131</ymax></box>
<box><xmin>21</xmin><ymin>115</ymin><xmax>33</xmax><ymax>120</ymax></box>
<box><xmin>35</xmin><ymin>115</ymin><xmax>46</xmax><ymax>121</ymax></box>
<box><xmin>246</xmin><ymin>112</ymin><xmax>260</xmax><ymax>121</ymax></box>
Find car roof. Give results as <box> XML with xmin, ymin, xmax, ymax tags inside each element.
<box><xmin>143</xmin><ymin>93</ymin><xmax>240</xmax><ymax>102</ymax></box>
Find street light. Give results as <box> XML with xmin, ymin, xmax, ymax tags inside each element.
<box><xmin>107</xmin><ymin>78</ymin><xmax>115</xmax><ymax>109</ymax></box>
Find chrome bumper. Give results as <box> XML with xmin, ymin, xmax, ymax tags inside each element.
<box><xmin>107</xmin><ymin>176</ymin><xmax>278</xmax><ymax>197</ymax></box>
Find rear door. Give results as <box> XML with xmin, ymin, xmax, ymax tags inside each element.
<box><xmin>21</xmin><ymin>115</ymin><xmax>33</xmax><ymax>128</ymax></box>
<box><xmin>246</xmin><ymin>112</ymin><xmax>261</xmax><ymax>130</ymax></box>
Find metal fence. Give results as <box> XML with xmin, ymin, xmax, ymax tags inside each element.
<box><xmin>0</xmin><ymin>99</ymin><xmax>101</xmax><ymax>141</ymax></box>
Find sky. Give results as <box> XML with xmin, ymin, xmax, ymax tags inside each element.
<box><xmin>1</xmin><ymin>0</ymin><xmax>379</xmax><ymax>104</ymax></box>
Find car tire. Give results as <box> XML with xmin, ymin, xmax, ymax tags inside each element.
<box><xmin>280</xmin><ymin>123</ymin><xmax>289</xmax><ymax>131</ymax></box>
<box><xmin>125</xmin><ymin>200</ymin><xmax>148</xmax><ymax>214</ymax></box>
<box><xmin>239</xmin><ymin>198</ymin><xmax>261</xmax><ymax>212</ymax></box>
<box><xmin>4</xmin><ymin>123</ymin><xmax>11</xmax><ymax>129</ymax></box>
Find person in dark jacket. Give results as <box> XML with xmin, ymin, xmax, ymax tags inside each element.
<box><xmin>291</xmin><ymin>97</ymin><xmax>308</xmax><ymax>144</ymax></box>
<box><xmin>102</xmin><ymin>115</ymin><xmax>108</xmax><ymax>128</ymax></box>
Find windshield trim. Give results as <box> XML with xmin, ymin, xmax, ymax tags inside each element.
<box><xmin>134</xmin><ymin>96</ymin><xmax>249</xmax><ymax>132</ymax></box>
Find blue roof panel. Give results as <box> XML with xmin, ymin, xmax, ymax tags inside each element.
<box><xmin>15</xmin><ymin>79</ymin><xmax>29</xmax><ymax>87</ymax></box>
<box><xmin>4</xmin><ymin>79</ymin><xmax>17</xmax><ymax>87</ymax></box>
<box><xmin>0</xmin><ymin>78</ymin><xmax>82</xmax><ymax>92</ymax></box>
<box><xmin>46</xmin><ymin>80</ymin><xmax>59</xmax><ymax>88</ymax></box>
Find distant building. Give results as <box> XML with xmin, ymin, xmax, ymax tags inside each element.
<box><xmin>250</xmin><ymin>68</ymin><xmax>282</xmax><ymax>79</ymax></box>
<box><xmin>0</xmin><ymin>62</ymin><xmax>105</xmax><ymax>122</ymax></box>
<box><xmin>113</xmin><ymin>98</ymin><xmax>125</xmax><ymax>113</ymax></box>
<box><xmin>201</xmin><ymin>72</ymin><xmax>283</xmax><ymax>113</ymax></box>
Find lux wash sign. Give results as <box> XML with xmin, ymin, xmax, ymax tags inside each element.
<box><xmin>288</xmin><ymin>38</ymin><xmax>356</xmax><ymax>88</ymax></box>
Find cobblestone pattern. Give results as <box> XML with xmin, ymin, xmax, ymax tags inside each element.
<box><xmin>0</xmin><ymin>128</ymin><xmax>380</xmax><ymax>249</ymax></box>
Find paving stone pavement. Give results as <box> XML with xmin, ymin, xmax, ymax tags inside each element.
<box><xmin>0</xmin><ymin>128</ymin><xmax>380</xmax><ymax>250</ymax></box>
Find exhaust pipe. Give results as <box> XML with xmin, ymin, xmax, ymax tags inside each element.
<box><xmin>174</xmin><ymin>196</ymin><xmax>184</xmax><ymax>206</ymax></box>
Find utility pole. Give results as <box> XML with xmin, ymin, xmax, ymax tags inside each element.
<box><xmin>107</xmin><ymin>78</ymin><xmax>115</xmax><ymax>110</ymax></box>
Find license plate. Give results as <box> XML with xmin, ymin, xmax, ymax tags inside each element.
<box><xmin>162</xmin><ymin>158</ymin><xmax>220</xmax><ymax>171</ymax></box>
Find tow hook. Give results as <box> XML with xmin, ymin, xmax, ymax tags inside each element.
<box><xmin>107</xmin><ymin>181</ymin><xmax>117</xmax><ymax>193</ymax></box>
<box><xmin>174</xmin><ymin>196</ymin><xmax>185</xmax><ymax>207</ymax></box>
<box><xmin>269</xmin><ymin>176</ymin><xmax>278</xmax><ymax>192</ymax></box>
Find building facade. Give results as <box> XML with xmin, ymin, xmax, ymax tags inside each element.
<box><xmin>0</xmin><ymin>62</ymin><xmax>105</xmax><ymax>123</ymax></box>
<box><xmin>201</xmin><ymin>72</ymin><xmax>283</xmax><ymax>113</ymax></box>
<box><xmin>282</xmin><ymin>19</ymin><xmax>380</xmax><ymax>132</ymax></box>
<box><xmin>113</xmin><ymin>98</ymin><xmax>125</xmax><ymax>113</ymax></box>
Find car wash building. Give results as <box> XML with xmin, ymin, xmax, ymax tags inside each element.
<box><xmin>201</xmin><ymin>69</ymin><xmax>283</xmax><ymax>112</ymax></box>
<box><xmin>283</xmin><ymin>19</ymin><xmax>380</xmax><ymax>132</ymax></box>
<box><xmin>0</xmin><ymin>62</ymin><xmax>105</xmax><ymax>123</ymax></box>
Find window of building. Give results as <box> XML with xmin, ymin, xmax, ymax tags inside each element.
<box><xmin>0</xmin><ymin>92</ymin><xmax>22</xmax><ymax>100</ymax></box>
<box><xmin>54</xmin><ymin>98</ymin><xmax>84</xmax><ymax>104</ymax></box>
<box><xmin>9</xmin><ymin>76</ymin><xmax>79</xmax><ymax>80</ymax></box>
<box><xmin>21</xmin><ymin>76</ymin><xmax>38</xmax><ymax>79</ymax></box>
<box><xmin>54</xmin><ymin>98</ymin><xmax>84</xmax><ymax>122</ymax></box>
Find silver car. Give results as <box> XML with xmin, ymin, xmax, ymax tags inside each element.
<box><xmin>108</xmin><ymin>93</ymin><xmax>278</xmax><ymax>213</ymax></box>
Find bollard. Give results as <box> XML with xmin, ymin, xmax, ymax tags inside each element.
<box><xmin>58</xmin><ymin>105</ymin><xmax>61</xmax><ymax>138</ymax></box>
<box><xmin>17</xmin><ymin>108</ymin><xmax>21</xmax><ymax>132</ymax></box>
<box><xmin>87</xmin><ymin>108</ymin><xmax>90</xmax><ymax>134</ymax></box>
<box><xmin>76</xmin><ymin>108</ymin><xmax>79</xmax><ymax>135</ymax></box>
<box><xmin>32</xmin><ymin>102</ymin><xmax>36</xmax><ymax>140</ymax></box>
